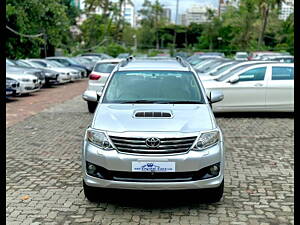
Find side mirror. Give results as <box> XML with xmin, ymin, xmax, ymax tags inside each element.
<box><xmin>209</xmin><ymin>90</ymin><xmax>224</xmax><ymax>103</ymax></box>
<box><xmin>82</xmin><ymin>90</ymin><xmax>98</xmax><ymax>102</ymax></box>
<box><xmin>228</xmin><ymin>76</ymin><xmax>239</xmax><ymax>84</ymax></box>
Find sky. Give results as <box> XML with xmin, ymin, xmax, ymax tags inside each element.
<box><xmin>131</xmin><ymin>0</ymin><xmax>219</xmax><ymax>22</ymax></box>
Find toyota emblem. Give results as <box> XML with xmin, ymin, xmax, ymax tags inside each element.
<box><xmin>145</xmin><ymin>137</ymin><xmax>160</xmax><ymax>148</ymax></box>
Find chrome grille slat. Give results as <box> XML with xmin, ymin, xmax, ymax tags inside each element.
<box><xmin>114</xmin><ymin>142</ymin><xmax>193</xmax><ymax>149</ymax></box>
<box><xmin>109</xmin><ymin>136</ymin><xmax>197</xmax><ymax>154</ymax></box>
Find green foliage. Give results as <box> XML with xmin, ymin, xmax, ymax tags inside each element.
<box><xmin>6</xmin><ymin>0</ymin><xmax>76</xmax><ymax>59</ymax></box>
<box><xmin>102</xmin><ymin>43</ymin><xmax>132</xmax><ymax>58</ymax></box>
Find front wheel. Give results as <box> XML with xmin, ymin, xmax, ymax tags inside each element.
<box><xmin>205</xmin><ymin>179</ymin><xmax>224</xmax><ymax>203</ymax></box>
<box><xmin>83</xmin><ymin>181</ymin><xmax>100</xmax><ymax>202</ymax></box>
<box><xmin>87</xmin><ymin>101</ymin><xmax>97</xmax><ymax>113</ymax></box>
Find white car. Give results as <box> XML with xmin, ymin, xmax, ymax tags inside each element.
<box><xmin>234</xmin><ymin>52</ymin><xmax>248</xmax><ymax>61</ymax></box>
<box><xmin>203</xmin><ymin>63</ymin><xmax>294</xmax><ymax>112</ymax></box>
<box><xmin>26</xmin><ymin>59</ymin><xmax>73</xmax><ymax>83</ymax></box>
<box><xmin>6</xmin><ymin>72</ymin><xmax>40</xmax><ymax>95</ymax></box>
<box><xmin>82</xmin><ymin>58</ymin><xmax>123</xmax><ymax>113</ymax></box>
<box><xmin>200</xmin><ymin>61</ymin><xmax>273</xmax><ymax>81</ymax></box>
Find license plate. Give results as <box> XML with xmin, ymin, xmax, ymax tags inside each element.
<box><xmin>132</xmin><ymin>162</ymin><xmax>175</xmax><ymax>172</ymax></box>
<box><xmin>6</xmin><ymin>91</ymin><xmax>13</xmax><ymax>95</ymax></box>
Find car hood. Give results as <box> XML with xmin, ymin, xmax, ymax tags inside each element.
<box><xmin>92</xmin><ymin>104</ymin><xmax>215</xmax><ymax>133</ymax></box>
<box><xmin>6</xmin><ymin>73</ymin><xmax>37</xmax><ymax>80</ymax></box>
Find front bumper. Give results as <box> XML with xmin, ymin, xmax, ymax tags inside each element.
<box><xmin>82</xmin><ymin>140</ymin><xmax>224</xmax><ymax>190</ymax></box>
<box><xmin>19</xmin><ymin>83</ymin><xmax>40</xmax><ymax>94</ymax></box>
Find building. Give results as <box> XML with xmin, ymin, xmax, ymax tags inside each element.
<box><xmin>279</xmin><ymin>0</ymin><xmax>294</xmax><ymax>20</ymax></box>
<box><xmin>180</xmin><ymin>4</ymin><xmax>215</xmax><ymax>26</ymax></box>
<box><xmin>122</xmin><ymin>0</ymin><xmax>136</xmax><ymax>27</ymax></box>
<box><xmin>70</xmin><ymin>0</ymin><xmax>80</xmax><ymax>8</ymax></box>
<box><xmin>162</xmin><ymin>8</ymin><xmax>172</xmax><ymax>23</ymax></box>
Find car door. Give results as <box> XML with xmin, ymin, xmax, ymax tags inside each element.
<box><xmin>213</xmin><ymin>66</ymin><xmax>268</xmax><ymax>111</ymax></box>
<box><xmin>265</xmin><ymin>65</ymin><xmax>294</xmax><ymax>111</ymax></box>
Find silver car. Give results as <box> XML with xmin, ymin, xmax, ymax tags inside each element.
<box><xmin>82</xmin><ymin>58</ymin><xmax>124</xmax><ymax>113</ymax></box>
<box><xmin>82</xmin><ymin>57</ymin><xmax>225</xmax><ymax>202</ymax></box>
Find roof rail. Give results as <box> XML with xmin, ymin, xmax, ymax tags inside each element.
<box><xmin>175</xmin><ymin>56</ymin><xmax>191</xmax><ymax>71</ymax></box>
<box><xmin>115</xmin><ymin>56</ymin><xmax>135</xmax><ymax>71</ymax></box>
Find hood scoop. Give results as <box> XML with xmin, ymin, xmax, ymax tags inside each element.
<box><xmin>134</xmin><ymin>111</ymin><xmax>172</xmax><ymax>118</ymax></box>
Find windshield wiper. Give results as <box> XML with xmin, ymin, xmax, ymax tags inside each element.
<box><xmin>159</xmin><ymin>101</ymin><xmax>203</xmax><ymax>104</ymax></box>
<box><xmin>121</xmin><ymin>100</ymin><xmax>159</xmax><ymax>104</ymax></box>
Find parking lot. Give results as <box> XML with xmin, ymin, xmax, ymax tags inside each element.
<box><xmin>6</xmin><ymin>83</ymin><xmax>294</xmax><ymax>225</ymax></box>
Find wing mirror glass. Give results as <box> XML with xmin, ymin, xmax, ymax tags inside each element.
<box><xmin>209</xmin><ymin>90</ymin><xmax>224</xmax><ymax>103</ymax></box>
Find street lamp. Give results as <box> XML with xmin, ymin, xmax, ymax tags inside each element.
<box><xmin>132</xmin><ymin>34</ymin><xmax>137</xmax><ymax>51</ymax></box>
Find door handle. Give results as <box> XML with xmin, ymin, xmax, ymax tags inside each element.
<box><xmin>254</xmin><ymin>83</ymin><xmax>263</xmax><ymax>87</ymax></box>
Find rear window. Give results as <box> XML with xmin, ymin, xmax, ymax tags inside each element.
<box><xmin>94</xmin><ymin>63</ymin><xmax>118</xmax><ymax>73</ymax></box>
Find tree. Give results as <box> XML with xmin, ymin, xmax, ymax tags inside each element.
<box><xmin>6</xmin><ymin>0</ymin><xmax>73</xmax><ymax>58</ymax></box>
<box><xmin>256</xmin><ymin>0</ymin><xmax>285</xmax><ymax>46</ymax></box>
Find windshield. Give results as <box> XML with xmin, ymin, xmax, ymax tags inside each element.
<box><xmin>210</xmin><ymin>62</ymin><xmax>240</xmax><ymax>76</ymax></box>
<box><xmin>94</xmin><ymin>63</ymin><xmax>118</xmax><ymax>73</ymax></box>
<box><xmin>194</xmin><ymin>59</ymin><xmax>218</xmax><ymax>70</ymax></box>
<box><xmin>236</xmin><ymin>54</ymin><xmax>248</xmax><ymax>58</ymax></box>
<box><xmin>16</xmin><ymin>61</ymin><xmax>32</xmax><ymax>68</ymax></box>
<box><xmin>47</xmin><ymin>60</ymin><xmax>64</xmax><ymax>67</ymax></box>
<box><xmin>216</xmin><ymin>65</ymin><xmax>250</xmax><ymax>81</ymax></box>
<box><xmin>102</xmin><ymin>71</ymin><xmax>204</xmax><ymax>104</ymax></box>
<box><xmin>26</xmin><ymin>61</ymin><xmax>44</xmax><ymax>68</ymax></box>
<box><xmin>6</xmin><ymin>59</ymin><xmax>15</xmax><ymax>66</ymax></box>
<box><xmin>197</xmin><ymin>60</ymin><xmax>226</xmax><ymax>73</ymax></box>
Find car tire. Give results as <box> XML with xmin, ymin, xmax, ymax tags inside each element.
<box><xmin>83</xmin><ymin>181</ymin><xmax>99</xmax><ymax>202</ymax></box>
<box><xmin>205</xmin><ymin>179</ymin><xmax>224</xmax><ymax>203</ymax></box>
<box><xmin>87</xmin><ymin>101</ymin><xmax>97</xmax><ymax>113</ymax></box>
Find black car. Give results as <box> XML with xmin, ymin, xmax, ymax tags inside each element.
<box><xmin>46</xmin><ymin>57</ymin><xmax>89</xmax><ymax>77</ymax></box>
<box><xmin>16</xmin><ymin>60</ymin><xmax>59</xmax><ymax>85</ymax></box>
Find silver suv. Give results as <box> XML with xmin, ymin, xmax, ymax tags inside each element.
<box><xmin>82</xmin><ymin>57</ymin><xmax>225</xmax><ymax>202</ymax></box>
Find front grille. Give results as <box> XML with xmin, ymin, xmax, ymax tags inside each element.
<box><xmin>109</xmin><ymin>136</ymin><xmax>197</xmax><ymax>154</ymax></box>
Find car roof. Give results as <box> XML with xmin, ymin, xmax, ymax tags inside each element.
<box><xmin>95</xmin><ymin>58</ymin><xmax>123</xmax><ymax>64</ymax></box>
<box><xmin>118</xmin><ymin>59</ymin><xmax>190</xmax><ymax>72</ymax></box>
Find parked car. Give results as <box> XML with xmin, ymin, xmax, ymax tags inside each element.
<box><xmin>189</xmin><ymin>56</ymin><xmax>223</xmax><ymax>66</ymax></box>
<box><xmin>234</xmin><ymin>52</ymin><xmax>248</xmax><ymax>61</ymax></box>
<box><xmin>6</xmin><ymin>78</ymin><xmax>21</xmax><ymax>98</ymax></box>
<box><xmin>7</xmin><ymin>59</ymin><xmax>46</xmax><ymax>87</ymax></box>
<box><xmin>200</xmin><ymin>60</ymin><xmax>274</xmax><ymax>81</ymax></box>
<box><xmin>195</xmin><ymin>59</ymin><xmax>231</xmax><ymax>73</ymax></box>
<box><xmin>248</xmin><ymin>51</ymin><xmax>290</xmax><ymax>60</ymax></box>
<box><xmin>197</xmin><ymin>60</ymin><xmax>236</xmax><ymax>76</ymax></box>
<box><xmin>261</xmin><ymin>55</ymin><xmax>294</xmax><ymax>63</ymax></box>
<box><xmin>117</xmin><ymin>53</ymin><xmax>131</xmax><ymax>59</ymax></box>
<box><xmin>26</xmin><ymin>59</ymin><xmax>72</xmax><ymax>83</ymax></box>
<box><xmin>72</xmin><ymin>57</ymin><xmax>94</xmax><ymax>72</ymax></box>
<box><xmin>6</xmin><ymin>72</ymin><xmax>40</xmax><ymax>95</ymax></box>
<box><xmin>81</xmin><ymin>57</ymin><xmax>225</xmax><ymax>202</ymax></box>
<box><xmin>201</xmin><ymin>52</ymin><xmax>225</xmax><ymax>57</ymax></box>
<box><xmin>45</xmin><ymin>60</ymin><xmax>82</xmax><ymax>80</ymax></box>
<box><xmin>203</xmin><ymin>63</ymin><xmax>294</xmax><ymax>112</ymax></box>
<box><xmin>46</xmin><ymin>57</ymin><xmax>89</xmax><ymax>77</ymax></box>
<box><xmin>78</xmin><ymin>53</ymin><xmax>113</xmax><ymax>60</ymax></box>
<box><xmin>82</xmin><ymin>58</ymin><xmax>123</xmax><ymax>112</ymax></box>
<box><xmin>15</xmin><ymin>60</ymin><xmax>59</xmax><ymax>85</ymax></box>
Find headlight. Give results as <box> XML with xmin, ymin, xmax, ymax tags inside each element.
<box><xmin>193</xmin><ymin>130</ymin><xmax>220</xmax><ymax>151</ymax></box>
<box><xmin>86</xmin><ymin>129</ymin><xmax>113</xmax><ymax>150</ymax></box>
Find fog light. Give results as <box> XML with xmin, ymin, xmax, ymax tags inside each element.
<box><xmin>87</xmin><ymin>164</ymin><xmax>96</xmax><ymax>174</ymax></box>
<box><xmin>209</xmin><ymin>165</ymin><xmax>220</xmax><ymax>176</ymax></box>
